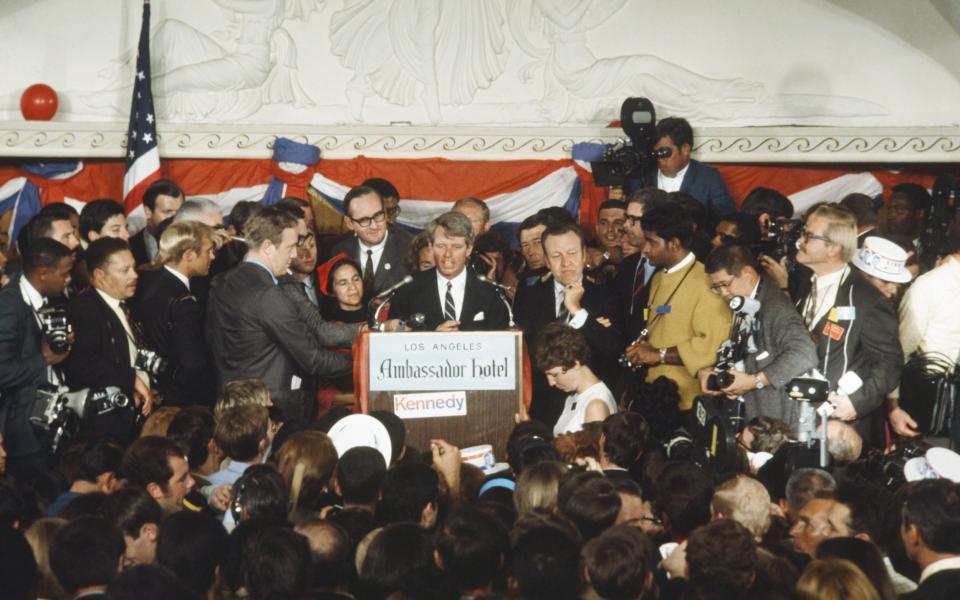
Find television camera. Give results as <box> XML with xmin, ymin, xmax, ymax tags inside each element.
<box><xmin>590</xmin><ymin>97</ymin><xmax>667</xmax><ymax>187</ymax></box>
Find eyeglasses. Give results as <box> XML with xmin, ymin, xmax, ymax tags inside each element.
<box><xmin>710</xmin><ymin>276</ymin><xmax>736</xmax><ymax>294</ymax></box>
<box><xmin>800</xmin><ymin>229</ymin><xmax>832</xmax><ymax>244</ymax></box>
<box><xmin>297</xmin><ymin>233</ymin><xmax>315</xmax><ymax>247</ymax></box>
<box><xmin>624</xmin><ymin>215</ymin><xmax>642</xmax><ymax>226</ymax></box>
<box><xmin>385</xmin><ymin>206</ymin><xmax>401</xmax><ymax>218</ymax></box>
<box><xmin>637</xmin><ymin>515</ymin><xmax>663</xmax><ymax>526</ymax></box>
<box><xmin>716</xmin><ymin>233</ymin><xmax>740</xmax><ymax>245</ymax></box>
<box><xmin>349</xmin><ymin>211</ymin><xmax>386</xmax><ymax>228</ymax></box>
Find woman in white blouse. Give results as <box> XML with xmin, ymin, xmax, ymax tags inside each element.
<box><xmin>535</xmin><ymin>322</ymin><xmax>618</xmax><ymax>436</ymax></box>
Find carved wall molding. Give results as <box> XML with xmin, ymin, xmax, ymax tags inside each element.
<box><xmin>2</xmin><ymin>122</ymin><xmax>960</xmax><ymax>163</ymax></box>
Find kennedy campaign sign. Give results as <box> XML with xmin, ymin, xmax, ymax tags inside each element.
<box><xmin>369</xmin><ymin>332</ymin><xmax>517</xmax><ymax>392</ymax></box>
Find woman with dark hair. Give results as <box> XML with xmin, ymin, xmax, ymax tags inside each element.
<box><xmin>318</xmin><ymin>253</ymin><xmax>368</xmax><ymax>324</ymax></box>
<box><xmin>535</xmin><ymin>322</ymin><xmax>617</xmax><ymax>436</ymax></box>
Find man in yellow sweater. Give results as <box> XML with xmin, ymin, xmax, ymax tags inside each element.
<box><xmin>623</xmin><ymin>201</ymin><xmax>731</xmax><ymax>410</ymax></box>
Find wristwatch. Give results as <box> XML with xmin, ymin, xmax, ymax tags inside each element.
<box><xmin>659</xmin><ymin>348</ymin><xmax>667</xmax><ymax>365</ymax></box>
<box><xmin>753</xmin><ymin>375</ymin><xmax>765</xmax><ymax>390</ymax></box>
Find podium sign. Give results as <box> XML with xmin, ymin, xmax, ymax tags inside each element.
<box><xmin>369</xmin><ymin>333</ymin><xmax>516</xmax><ymax>391</ymax></box>
<box><xmin>361</xmin><ymin>331</ymin><xmax>526</xmax><ymax>456</ymax></box>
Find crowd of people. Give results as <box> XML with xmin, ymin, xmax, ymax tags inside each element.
<box><xmin>1</xmin><ymin>116</ymin><xmax>959</xmax><ymax>600</ymax></box>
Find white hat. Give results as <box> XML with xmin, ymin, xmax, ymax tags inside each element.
<box><xmin>903</xmin><ymin>448</ymin><xmax>960</xmax><ymax>483</ymax></box>
<box><xmin>852</xmin><ymin>236</ymin><xmax>913</xmax><ymax>284</ymax></box>
<box><xmin>327</xmin><ymin>414</ymin><xmax>392</xmax><ymax>468</ymax></box>
<box><xmin>459</xmin><ymin>444</ymin><xmax>509</xmax><ymax>475</ymax></box>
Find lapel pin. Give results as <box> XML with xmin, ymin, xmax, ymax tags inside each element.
<box><xmin>383</xmin><ymin>263</ymin><xmax>391</xmax><ymax>271</ymax></box>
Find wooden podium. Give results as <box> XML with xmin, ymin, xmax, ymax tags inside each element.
<box><xmin>353</xmin><ymin>331</ymin><xmax>531</xmax><ymax>455</ymax></box>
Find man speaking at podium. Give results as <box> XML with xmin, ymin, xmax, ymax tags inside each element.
<box><xmin>389</xmin><ymin>212</ymin><xmax>509</xmax><ymax>331</ymax></box>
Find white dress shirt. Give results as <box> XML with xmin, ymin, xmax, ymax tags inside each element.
<box><xmin>802</xmin><ymin>265</ymin><xmax>848</xmax><ymax>330</ymax></box>
<box><xmin>436</xmin><ymin>268</ymin><xmax>468</xmax><ymax>321</ymax></box>
<box><xmin>919</xmin><ymin>555</ymin><xmax>960</xmax><ymax>584</ymax></box>
<box><xmin>657</xmin><ymin>163</ymin><xmax>690</xmax><ymax>193</ymax></box>
<box><xmin>553</xmin><ymin>278</ymin><xmax>588</xmax><ymax>329</ymax></box>
<box><xmin>900</xmin><ymin>255</ymin><xmax>960</xmax><ymax>363</ymax></box>
<box><xmin>95</xmin><ymin>289</ymin><xmax>149</xmax><ymax>387</ymax></box>
<box><xmin>665</xmin><ymin>251</ymin><xmax>695</xmax><ymax>275</ymax></box>
<box><xmin>359</xmin><ymin>231</ymin><xmax>389</xmax><ymax>274</ymax></box>
<box><xmin>164</xmin><ymin>265</ymin><xmax>190</xmax><ymax>291</ymax></box>
<box><xmin>20</xmin><ymin>277</ymin><xmax>59</xmax><ymax>385</ymax></box>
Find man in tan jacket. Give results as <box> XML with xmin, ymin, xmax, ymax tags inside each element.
<box><xmin>623</xmin><ymin>201</ymin><xmax>731</xmax><ymax>410</ymax></box>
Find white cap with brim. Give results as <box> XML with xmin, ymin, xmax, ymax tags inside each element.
<box><xmin>852</xmin><ymin>236</ymin><xmax>913</xmax><ymax>284</ymax></box>
<box><xmin>327</xmin><ymin>414</ymin><xmax>393</xmax><ymax>468</ymax></box>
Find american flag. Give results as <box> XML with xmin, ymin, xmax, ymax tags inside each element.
<box><xmin>122</xmin><ymin>0</ymin><xmax>160</xmax><ymax>211</ymax></box>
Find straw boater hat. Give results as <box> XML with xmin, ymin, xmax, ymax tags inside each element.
<box><xmin>852</xmin><ymin>236</ymin><xmax>913</xmax><ymax>284</ymax></box>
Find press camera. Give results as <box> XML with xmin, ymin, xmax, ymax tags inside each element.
<box><xmin>38</xmin><ymin>306</ymin><xmax>71</xmax><ymax>354</ymax></box>
<box><xmin>30</xmin><ymin>385</ymin><xmax>134</xmax><ymax>454</ymax></box>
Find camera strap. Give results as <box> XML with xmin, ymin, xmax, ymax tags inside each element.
<box><xmin>640</xmin><ymin>262</ymin><xmax>696</xmax><ymax>340</ymax></box>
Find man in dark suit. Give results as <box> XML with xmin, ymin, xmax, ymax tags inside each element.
<box><xmin>389</xmin><ymin>211</ymin><xmax>509</xmax><ymax>331</ymax></box>
<box><xmin>129</xmin><ymin>179</ymin><xmax>184</xmax><ymax>267</ymax></box>
<box><xmin>700</xmin><ymin>244</ymin><xmax>819</xmax><ymax>425</ymax></box>
<box><xmin>791</xmin><ymin>204</ymin><xmax>902</xmax><ymax>449</ymax></box>
<box><xmin>64</xmin><ymin>238</ymin><xmax>156</xmax><ymax>415</ymax></box>
<box><xmin>207</xmin><ymin>207</ymin><xmax>352</xmax><ymax>423</ymax></box>
<box><xmin>133</xmin><ymin>221</ymin><xmax>217</xmax><ymax>407</ymax></box>
<box><xmin>514</xmin><ymin>222</ymin><xmax>625</xmax><ymax>426</ymax></box>
<box><xmin>612</xmin><ymin>188</ymin><xmax>665</xmax><ymax>341</ymax></box>
<box><xmin>652</xmin><ymin>117</ymin><xmax>734</xmax><ymax>231</ymax></box>
<box><xmin>331</xmin><ymin>185</ymin><xmax>411</xmax><ymax>301</ymax></box>
<box><xmin>0</xmin><ymin>239</ymin><xmax>74</xmax><ymax>473</ymax></box>
<box><xmin>900</xmin><ymin>479</ymin><xmax>960</xmax><ymax>600</ymax></box>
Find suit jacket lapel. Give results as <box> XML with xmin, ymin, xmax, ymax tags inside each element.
<box><xmin>373</xmin><ymin>233</ymin><xmax>397</xmax><ymax>290</ymax></box>
<box><xmin>424</xmin><ymin>271</ymin><xmax>444</xmax><ymax>324</ymax></box>
<box><xmin>460</xmin><ymin>274</ymin><xmax>481</xmax><ymax>323</ymax></box>
<box><xmin>93</xmin><ymin>291</ymin><xmax>133</xmax><ymax>365</ymax></box>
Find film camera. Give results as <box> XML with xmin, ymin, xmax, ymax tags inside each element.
<box><xmin>750</xmin><ymin>218</ymin><xmax>802</xmax><ymax>264</ymax></box>
<box><xmin>30</xmin><ymin>385</ymin><xmax>134</xmax><ymax>454</ymax></box>
<box><xmin>590</xmin><ymin>97</ymin><xmax>666</xmax><ymax>187</ymax></box>
<box><xmin>38</xmin><ymin>306</ymin><xmax>71</xmax><ymax>354</ymax></box>
<box><xmin>135</xmin><ymin>348</ymin><xmax>168</xmax><ymax>378</ymax></box>
<box><xmin>706</xmin><ymin>295</ymin><xmax>761</xmax><ymax>393</ymax></box>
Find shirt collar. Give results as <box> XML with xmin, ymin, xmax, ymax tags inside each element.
<box><xmin>19</xmin><ymin>276</ymin><xmax>45</xmax><ymax>310</ymax></box>
<box><xmin>163</xmin><ymin>265</ymin><xmax>191</xmax><ymax>291</ymax></box>
<box><xmin>750</xmin><ymin>278</ymin><xmax>760</xmax><ymax>299</ymax></box>
<box><xmin>553</xmin><ymin>275</ymin><xmax>583</xmax><ymax>295</ymax></box>
<box><xmin>244</xmin><ymin>257</ymin><xmax>278</xmax><ymax>285</ymax></box>
<box><xmin>437</xmin><ymin>267</ymin><xmax>468</xmax><ymax>289</ymax></box>
<box><xmin>95</xmin><ymin>288</ymin><xmax>123</xmax><ymax>310</ymax></box>
<box><xmin>919</xmin><ymin>555</ymin><xmax>960</xmax><ymax>583</ymax></box>
<box><xmin>659</xmin><ymin>162</ymin><xmax>690</xmax><ymax>182</ymax></box>
<box><xmin>359</xmin><ymin>230</ymin><xmax>388</xmax><ymax>253</ymax></box>
<box><xmin>813</xmin><ymin>265</ymin><xmax>847</xmax><ymax>286</ymax></box>
<box><xmin>666</xmin><ymin>251</ymin><xmax>695</xmax><ymax>274</ymax></box>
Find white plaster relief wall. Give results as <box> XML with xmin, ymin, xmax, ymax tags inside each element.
<box><xmin>0</xmin><ymin>0</ymin><xmax>959</xmax><ymax>160</ymax></box>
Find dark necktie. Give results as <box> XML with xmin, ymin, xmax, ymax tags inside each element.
<box><xmin>804</xmin><ymin>277</ymin><xmax>819</xmax><ymax>328</ymax></box>
<box><xmin>557</xmin><ymin>288</ymin><xmax>570</xmax><ymax>323</ymax></box>
<box><xmin>363</xmin><ymin>249</ymin><xmax>374</xmax><ymax>290</ymax></box>
<box><xmin>444</xmin><ymin>281</ymin><xmax>456</xmax><ymax>321</ymax></box>
<box><xmin>119</xmin><ymin>301</ymin><xmax>145</xmax><ymax>347</ymax></box>
<box><xmin>631</xmin><ymin>257</ymin><xmax>647</xmax><ymax>316</ymax></box>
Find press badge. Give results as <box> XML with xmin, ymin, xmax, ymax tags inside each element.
<box><xmin>835</xmin><ymin>306</ymin><xmax>856</xmax><ymax>321</ymax></box>
<box><xmin>822</xmin><ymin>321</ymin><xmax>846</xmax><ymax>341</ymax></box>
<box><xmin>655</xmin><ymin>305</ymin><xmax>672</xmax><ymax>315</ymax></box>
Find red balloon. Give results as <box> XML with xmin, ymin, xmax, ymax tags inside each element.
<box><xmin>20</xmin><ymin>84</ymin><xmax>59</xmax><ymax>121</ymax></box>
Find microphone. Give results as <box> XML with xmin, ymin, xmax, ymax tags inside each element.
<box><xmin>476</xmin><ymin>274</ymin><xmax>512</xmax><ymax>292</ymax></box>
<box><xmin>374</xmin><ymin>275</ymin><xmax>414</xmax><ymax>299</ymax></box>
